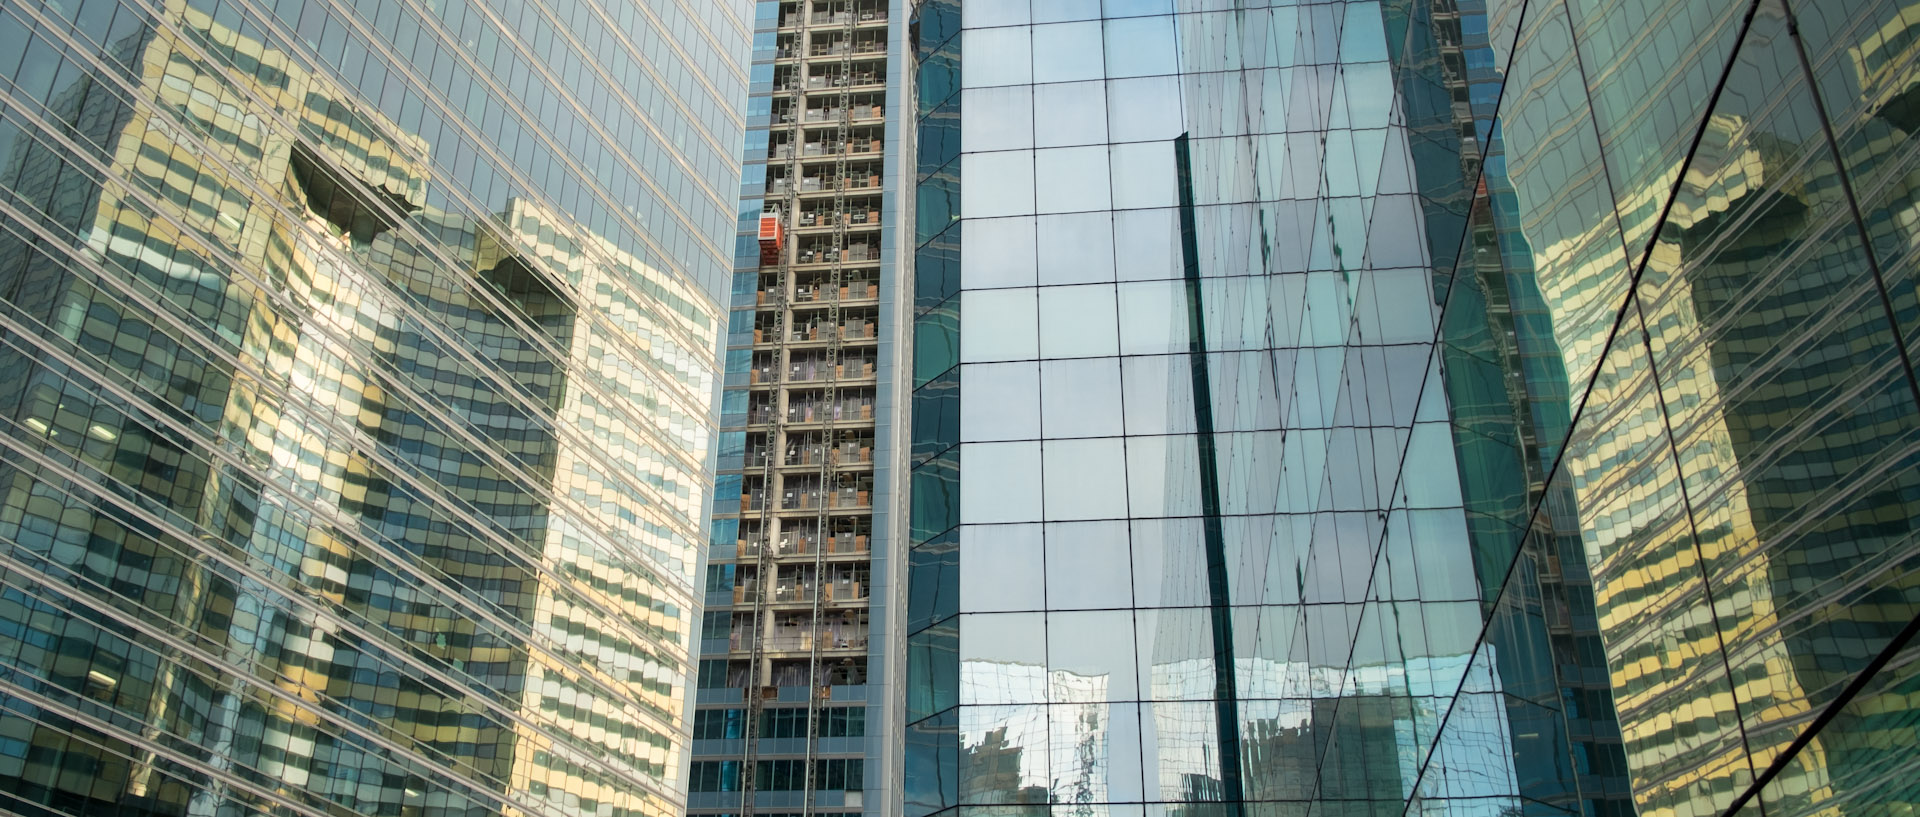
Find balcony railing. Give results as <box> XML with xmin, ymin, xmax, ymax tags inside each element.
<box><xmin>738</xmin><ymin>533</ymin><xmax>870</xmax><ymax>558</ymax></box>
<box><xmin>769</xmin><ymin>139</ymin><xmax>883</xmax><ymax>160</ymax></box>
<box><xmin>795</xmin><ymin>244</ymin><xmax>880</xmax><ymax>263</ymax></box>
<box><xmin>742</xmin><ymin>631</ymin><xmax>869</xmax><ymax>653</ymax></box>
<box><xmin>784</xmin><ymin>360</ymin><xmax>876</xmax><ymax>382</ymax></box>
<box><xmin>787</xmin><ymin>442</ymin><xmax>874</xmax><ymax>466</ymax></box>
<box><xmin>766</xmin><ymin>583</ymin><xmax>869</xmax><ymax>604</ymax></box>
<box><xmin>795</xmin><ymin>208</ymin><xmax>883</xmax><ymax>228</ymax></box>
<box><xmin>778</xmin><ymin>8</ymin><xmax>887</xmax><ymax>28</ymax></box>
<box><xmin>786</xmin><ymin>402</ymin><xmax>875</xmax><ymax>423</ymax></box>
<box><xmin>788</xmin><ymin>321</ymin><xmax>877</xmax><ymax>342</ymax></box>
<box><xmin>791</xmin><ymin>281</ymin><xmax>875</xmax><ymax>302</ymax></box>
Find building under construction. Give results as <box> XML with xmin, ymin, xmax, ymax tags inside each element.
<box><xmin>689</xmin><ymin>1</ymin><xmax>907</xmax><ymax>816</ymax></box>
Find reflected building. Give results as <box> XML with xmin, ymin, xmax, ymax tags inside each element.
<box><xmin>0</xmin><ymin>1</ymin><xmax>745</xmax><ymax>817</ymax></box>
<box><xmin>904</xmin><ymin>1</ymin><xmax>1920</xmax><ymax>817</ymax></box>
<box><xmin>905</xmin><ymin>0</ymin><xmax>1525</xmax><ymax>814</ymax></box>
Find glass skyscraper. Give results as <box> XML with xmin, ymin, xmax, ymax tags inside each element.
<box><xmin>0</xmin><ymin>1</ymin><xmax>745</xmax><ymax>817</ymax></box>
<box><xmin>905</xmin><ymin>1</ymin><xmax>1920</xmax><ymax>817</ymax></box>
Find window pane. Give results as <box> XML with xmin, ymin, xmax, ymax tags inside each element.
<box><xmin>1040</xmin><ymin>357</ymin><xmax>1123</xmax><ymax>438</ymax></box>
<box><xmin>962</xmin><ymin>362</ymin><xmax>1041</xmax><ymax>441</ymax></box>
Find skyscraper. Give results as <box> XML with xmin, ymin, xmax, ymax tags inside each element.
<box><xmin>908</xmin><ymin>0</ymin><xmax>1510</xmax><ymax>813</ymax></box>
<box><xmin>0</xmin><ymin>1</ymin><xmax>746</xmax><ymax>816</ymax></box>
<box><xmin>690</xmin><ymin>1</ymin><xmax>908</xmax><ymax>816</ymax></box>
<box><xmin>904</xmin><ymin>1</ymin><xmax>1920</xmax><ymax>817</ymax></box>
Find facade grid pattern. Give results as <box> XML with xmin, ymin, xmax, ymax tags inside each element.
<box><xmin>903</xmin><ymin>1</ymin><xmax>1920</xmax><ymax>817</ymax></box>
<box><xmin>0</xmin><ymin>0</ymin><xmax>747</xmax><ymax>815</ymax></box>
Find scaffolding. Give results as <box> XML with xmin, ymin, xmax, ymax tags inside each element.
<box><xmin>797</xmin><ymin>7</ymin><xmax>859</xmax><ymax>813</ymax></box>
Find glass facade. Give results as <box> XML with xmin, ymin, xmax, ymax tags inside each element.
<box><xmin>904</xmin><ymin>0</ymin><xmax>1920</xmax><ymax>816</ymax></box>
<box><xmin>0</xmin><ymin>1</ymin><xmax>745</xmax><ymax>817</ymax></box>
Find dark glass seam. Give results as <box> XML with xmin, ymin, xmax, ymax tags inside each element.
<box><xmin>1173</xmin><ymin>131</ymin><xmax>1245</xmax><ymax>814</ymax></box>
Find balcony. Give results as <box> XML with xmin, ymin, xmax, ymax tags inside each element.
<box><xmin>793</xmin><ymin>208</ymin><xmax>883</xmax><ymax>230</ymax></box>
<box><xmin>778</xmin><ymin>9</ymin><xmax>887</xmax><ymax>29</ymax></box>
<box><xmin>767</xmin><ymin>174</ymin><xmax>883</xmax><ymax>197</ymax></box>
<box><xmin>794</xmin><ymin>243</ymin><xmax>880</xmax><ymax>264</ymax></box>
<box><xmin>784</xmin><ymin>319</ymin><xmax>878</xmax><ymax>343</ymax></box>
<box><xmin>792</xmin><ymin>279</ymin><xmax>876</xmax><ymax>303</ymax></box>
<box><xmin>782</xmin><ymin>490</ymin><xmax>823</xmax><ymax>512</ymax></box>
<box><xmin>801</xmin><ymin>72</ymin><xmax>883</xmax><ymax>92</ymax></box>
<box><xmin>828</xmin><ymin>533</ymin><xmax>869</xmax><ymax>554</ymax></box>
<box><xmin>777</xmin><ymin>487</ymin><xmax>871</xmax><ymax>512</ymax></box>
<box><xmin>738</xmin><ymin>633</ymin><xmax>868</xmax><ymax>654</ymax></box>
<box><xmin>737</xmin><ymin>533</ymin><xmax>869</xmax><ymax>559</ymax></box>
<box><xmin>785</xmin><ymin>442</ymin><xmax>873</xmax><ymax>468</ymax></box>
<box><xmin>785</xmin><ymin>401</ymin><xmax>875</xmax><ymax>424</ymax></box>
<box><xmin>768</xmin><ymin>581</ymin><xmax>868</xmax><ymax>605</ymax></box>
<box><xmin>750</xmin><ymin>628</ymin><xmax>870</xmax><ymax>654</ymax></box>
<box><xmin>769</xmin><ymin>137</ymin><xmax>883</xmax><ymax>161</ymax></box>
<box><xmin>782</xmin><ymin>359</ymin><xmax>876</xmax><ymax>382</ymax></box>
